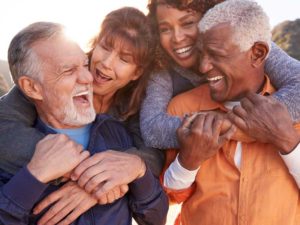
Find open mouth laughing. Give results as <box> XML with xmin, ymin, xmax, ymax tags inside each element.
<box><xmin>94</xmin><ymin>69</ymin><xmax>113</xmax><ymax>84</ymax></box>
<box><xmin>73</xmin><ymin>90</ymin><xmax>91</xmax><ymax>105</ymax></box>
<box><xmin>173</xmin><ymin>45</ymin><xmax>194</xmax><ymax>59</ymax></box>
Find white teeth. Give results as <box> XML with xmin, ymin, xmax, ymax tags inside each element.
<box><xmin>175</xmin><ymin>46</ymin><xmax>192</xmax><ymax>54</ymax></box>
<box><xmin>96</xmin><ymin>69</ymin><xmax>111</xmax><ymax>79</ymax></box>
<box><xmin>74</xmin><ymin>91</ymin><xmax>88</xmax><ymax>97</ymax></box>
<box><xmin>207</xmin><ymin>76</ymin><xmax>224</xmax><ymax>81</ymax></box>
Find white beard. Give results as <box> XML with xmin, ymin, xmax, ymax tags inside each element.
<box><xmin>61</xmin><ymin>87</ymin><xmax>96</xmax><ymax>126</ymax></box>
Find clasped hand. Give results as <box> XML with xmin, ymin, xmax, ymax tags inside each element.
<box><xmin>177</xmin><ymin>112</ymin><xmax>236</xmax><ymax>170</ymax></box>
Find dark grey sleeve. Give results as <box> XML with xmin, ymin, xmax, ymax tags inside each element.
<box><xmin>125</xmin><ymin>114</ymin><xmax>165</xmax><ymax>177</ymax></box>
<box><xmin>0</xmin><ymin>87</ymin><xmax>44</xmax><ymax>174</ymax></box>
<box><xmin>265</xmin><ymin>42</ymin><xmax>300</xmax><ymax>122</ymax></box>
<box><xmin>140</xmin><ymin>72</ymin><xmax>181</xmax><ymax>149</ymax></box>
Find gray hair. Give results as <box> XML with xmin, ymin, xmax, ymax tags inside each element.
<box><xmin>198</xmin><ymin>0</ymin><xmax>271</xmax><ymax>52</ymax></box>
<box><xmin>8</xmin><ymin>22</ymin><xmax>65</xmax><ymax>85</ymax></box>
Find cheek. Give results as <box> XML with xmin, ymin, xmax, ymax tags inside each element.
<box><xmin>190</xmin><ymin>28</ymin><xmax>199</xmax><ymax>40</ymax></box>
<box><xmin>160</xmin><ymin>34</ymin><xmax>171</xmax><ymax>52</ymax></box>
<box><xmin>116</xmin><ymin>67</ymin><xmax>137</xmax><ymax>85</ymax></box>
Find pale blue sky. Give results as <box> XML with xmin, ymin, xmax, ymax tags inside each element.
<box><xmin>0</xmin><ymin>0</ymin><xmax>299</xmax><ymax>60</ymax></box>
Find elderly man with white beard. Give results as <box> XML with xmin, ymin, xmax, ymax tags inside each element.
<box><xmin>0</xmin><ymin>22</ymin><xmax>168</xmax><ymax>225</ymax></box>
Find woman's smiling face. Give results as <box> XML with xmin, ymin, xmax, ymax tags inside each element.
<box><xmin>156</xmin><ymin>4</ymin><xmax>201</xmax><ymax>69</ymax></box>
<box><xmin>90</xmin><ymin>38</ymin><xmax>141</xmax><ymax>97</ymax></box>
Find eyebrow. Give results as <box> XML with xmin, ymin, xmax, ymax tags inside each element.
<box><xmin>158</xmin><ymin>11</ymin><xmax>196</xmax><ymax>25</ymax></box>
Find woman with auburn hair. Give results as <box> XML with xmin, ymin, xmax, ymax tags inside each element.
<box><xmin>0</xmin><ymin>7</ymin><xmax>165</xmax><ymax>225</ymax></box>
<box><xmin>140</xmin><ymin>0</ymin><xmax>300</xmax><ymax>149</ymax></box>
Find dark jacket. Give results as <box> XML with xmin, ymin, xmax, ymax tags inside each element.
<box><xmin>0</xmin><ymin>114</ymin><xmax>168</xmax><ymax>225</ymax></box>
<box><xmin>0</xmin><ymin>86</ymin><xmax>164</xmax><ymax>176</ymax></box>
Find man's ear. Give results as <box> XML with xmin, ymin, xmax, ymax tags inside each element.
<box><xmin>18</xmin><ymin>76</ymin><xmax>43</xmax><ymax>100</ymax></box>
<box><xmin>250</xmin><ymin>41</ymin><xmax>269</xmax><ymax>68</ymax></box>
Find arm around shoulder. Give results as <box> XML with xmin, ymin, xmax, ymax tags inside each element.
<box><xmin>266</xmin><ymin>42</ymin><xmax>300</xmax><ymax>122</ymax></box>
<box><xmin>140</xmin><ymin>71</ymin><xmax>181</xmax><ymax>149</ymax></box>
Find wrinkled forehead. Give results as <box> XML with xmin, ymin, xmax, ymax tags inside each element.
<box><xmin>33</xmin><ymin>36</ymin><xmax>87</xmax><ymax>76</ymax></box>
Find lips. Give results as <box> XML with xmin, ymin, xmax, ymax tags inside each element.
<box><xmin>173</xmin><ymin>45</ymin><xmax>194</xmax><ymax>59</ymax></box>
<box><xmin>94</xmin><ymin>68</ymin><xmax>113</xmax><ymax>84</ymax></box>
<box><xmin>73</xmin><ymin>89</ymin><xmax>91</xmax><ymax>105</ymax></box>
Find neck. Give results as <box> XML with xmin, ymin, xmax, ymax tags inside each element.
<box><xmin>249</xmin><ymin>69</ymin><xmax>266</xmax><ymax>96</ymax></box>
<box><xmin>93</xmin><ymin>93</ymin><xmax>114</xmax><ymax>114</ymax></box>
<box><xmin>231</xmin><ymin>70</ymin><xmax>266</xmax><ymax>101</ymax></box>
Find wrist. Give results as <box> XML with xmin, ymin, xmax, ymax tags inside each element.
<box><xmin>178</xmin><ymin>153</ymin><xmax>202</xmax><ymax>171</ymax></box>
<box><xmin>136</xmin><ymin>157</ymin><xmax>146</xmax><ymax>179</ymax></box>
<box><xmin>279</xmin><ymin>132</ymin><xmax>300</xmax><ymax>155</ymax></box>
<box><xmin>27</xmin><ymin>163</ymin><xmax>48</xmax><ymax>183</ymax></box>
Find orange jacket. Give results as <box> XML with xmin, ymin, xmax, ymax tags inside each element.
<box><xmin>163</xmin><ymin>78</ymin><xmax>300</xmax><ymax>225</ymax></box>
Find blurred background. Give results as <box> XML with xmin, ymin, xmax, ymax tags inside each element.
<box><xmin>1</xmin><ymin>0</ymin><xmax>300</xmax><ymax>95</ymax></box>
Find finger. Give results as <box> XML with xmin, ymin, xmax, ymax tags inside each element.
<box><xmin>218</xmin><ymin>124</ymin><xmax>236</xmax><ymax>145</ymax></box>
<box><xmin>245</xmin><ymin>92</ymin><xmax>265</xmax><ymax>104</ymax></box>
<box><xmin>119</xmin><ymin>184</ymin><xmax>129</xmax><ymax>197</ymax></box>
<box><xmin>240</xmin><ymin>97</ymin><xmax>254</xmax><ymax>112</ymax></box>
<box><xmin>84</xmin><ymin>171</ymin><xmax>112</xmax><ymax>193</ymax></box>
<box><xmin>37</xmin><ymin>198</ymin><xmax>73</xmax><ymax>225</ymax></box>
<box><xmin>229</xmin><ymin>107</ymin><xmax>248</xmax><ymax>131</ymax></box>
<box><xmin>232</xmin><ymin>105</ymin><xmax>247</xmax><ymax>120</ymax></box>
<box><xmin>93</xmin><ymin>179</ymin><xmax>119</xmax><ymax>199</ymax></box>
<box><xmin>34</xmin><ymin>191</ymin><xmax>63</xmax><ymax>214</ymax></box>
<box><xmin>97</xmin><ymin>194</ymin><xmax>108</xmax><ymax>205</ymax></box>
<box><xmin>77</xmin><ymin>150</ymin><xmax>91</xmax><ymax>165</ymax></box>
<box><xmin>112</xmin><ymin>186</ymin><xmax>121</xmax><ymax>199</ymax></box>
<box><xmin>203</xmin><ymin>113</ymin><xmax>215</xmax><ymax>136</ymax></box>
<box><xmin>56</xmin><ymin>200</ymin><xmax>96</xmax><ymax>225</ymax></box>
<box><xmin>177</xmin><ymin>113</ymin><xmax>199</xmax><ymax>135</ymax></box>
<box><xmin>106</xmin><ymin>190</ymin><xmax>116</xmax><ymax>204</ymax></box>
<box><xmin>190</xmin><ymin>114</ymin><xmax>206</xmax><ymax>132</ymax></box>
<box><xmin>77</xmin><ymin>163</ymin><xmax>108</xmax><ymax>189</ymax></box>
<box><xmin>211</xmin><ymin>114</ymin><xmax>223</xmax><ymax>137</ymax></box>
<box><xmin>71</xmin><ymin>153</ymin><xmax>103</xmax><ymax>181</ymax></box>
<box><xmin>42</xmin><ymin>202</ymin><xmax>76</xmax><ymax>225</ymax></box>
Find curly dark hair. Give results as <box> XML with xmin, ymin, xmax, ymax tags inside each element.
<box><xmin>147</xmin><ymin>0</ymin><xmax>225</xmax><ymax>69</ymax></box>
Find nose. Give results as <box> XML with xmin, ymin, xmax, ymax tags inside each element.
<box><xmin>101</xmin><ymin>52</ymin><xmax>114</xmax><ymax>70</ymax></box>
<box><xmin>172</xmin><ymin>27</ymin><xmax>185</xmax><ymax>43</ymax></box>
<box><xmin>199</xmin><ymin>55</ymin><xmax>213</xmax><ymax>74</ymax></box>
<box><xmin>78</xmin><ymin>67</ymin><xmax>93</xmax><ymax>84</ymax></box>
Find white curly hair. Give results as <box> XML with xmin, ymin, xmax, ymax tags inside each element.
<box><xmin>198</xmin><ymin>0</ymin><xmax>271</xmax><ymax>52</ymax></box>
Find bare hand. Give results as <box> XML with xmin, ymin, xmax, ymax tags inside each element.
<box><xmin>228</xmin><ymin>93</ymin><xmax>300</xmax><ymax>154</ymax></box>
<box><xmin>97</xmin><ymin>184</ymin><xmax>129</xmax><ymax>204</ymax></box>
<box><xmin>34</xmin><ymin>181</ymin><xmax>97</xmax><ymax>225</ymax></box>
<box><xmin>177</xmin><ymin>112</ymin><xmax>235</xmax><ymax>170</ymax></box>
<box><xmin>71</xmin><ymin>150</ymin><xmax>145</xmax><ymax>196</ymax></box>
<box><xmin>27</xmin><ymin>134</ymin><xmax>90</xmax><ymax>183</ymax></box>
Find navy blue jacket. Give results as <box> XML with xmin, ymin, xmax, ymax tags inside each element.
<box><xmin>0</xmin><ymin>114</ymin><xmax>168</xmax><ymax>225</ymax></box>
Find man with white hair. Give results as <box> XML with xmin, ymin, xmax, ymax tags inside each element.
<box><xmin>162</xmin><ymin>0</ymin><xmax>300</xmax><ymax>225</ymax></box>
<box><xmin>0</xmin><ymin>21</ymin><xmax>168</xmax><ymax>225</ymax></box>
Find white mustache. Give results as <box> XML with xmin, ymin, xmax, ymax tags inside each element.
<box><xmin>72</xmin><ymin>86</ymin><xmax>93</xmax><ymax>97</ymax></box>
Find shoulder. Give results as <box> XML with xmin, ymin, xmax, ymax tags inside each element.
<box><xmin>149</xmin><ymin>69</ymin><xmax>172</xmax><ymax>84</ymax></box>
<box><xmin>167</xmin><ymin>84</ymin><xmax>220</xmax><ymax>116</ymax></box>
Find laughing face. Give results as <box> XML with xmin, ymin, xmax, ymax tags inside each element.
<box><xmin>157</xmin><ymin>4</ymin><xmax>201</xmax><ymax>69</ymax></box>
<box><xmin>90</xmin><ymin>38</ymin><xmax>142</xmax><ymax>98</ymax></box>
<box><xmin>34</xmin><ymin>36</ymin><xmax>96</xmax><ymax>128</ymax></box>
<box><xmin>198</xmin><ymin>23</ymin><xmax>254</xmax><ymax>102</ymax></box>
